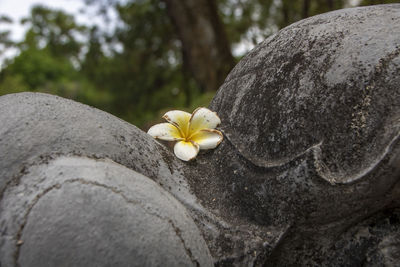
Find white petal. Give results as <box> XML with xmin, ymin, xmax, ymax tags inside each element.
<box><xmin>189</xmin><ymin>107</ymin><xmax>221</xmax><ymax>134</ymax></box>
<box><xmin>147</xmin><ymin>123</ymin><xmax>183</xmax><ymax>141</ymax></box>
<box><xmin>190</xmin><ymin>129</ymin><xmax>223</xmax><ymax>150</ymax></box>
<box><xmin>174</xmin><ymin>141</ymin><xmax>199</xmax><ymax>161</ymax></box>
<box><xmin>163</xmin><ymin>110</ymin><xmax>191</xmax><ymax>136</ymax></box>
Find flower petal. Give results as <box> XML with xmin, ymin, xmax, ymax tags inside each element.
<box><xmin>163</xmin><ymin>110</ymin><xmax>191</xmax><ymax>136</ymax></box>
<box><xmin>190</xmin><ymin>129</ymin><xmax>223</xmax><ymax>150</ymax></box>
<box><xmin>147</xmin><ymin>123</ymin><xmax>183</xmax><ymax>141</ymax></box>
<box><xmin>189</xmin><ymin>107</ymin><xmax>221</xmax><ymax>134</ymax></box>
<box><xmin>174</xmin><ymin>141</ymin><xmax>199</xmax><ymax>161</ymax></box>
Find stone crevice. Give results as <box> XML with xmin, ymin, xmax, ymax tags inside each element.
<box><xmin>313</xmin><ymin>131</ymin><xmax>400</xmax><ymax>184</ymax></box>
<box><xmin>13</xmin><ymin>178</ymin><xmax>200</xmax><ymax>267</ymax></box>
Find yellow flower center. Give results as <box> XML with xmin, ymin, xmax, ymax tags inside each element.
<box><xmin>179</xmin><ymin>125</ymin><xmax>194</xmax><ymax>142</ymax></box>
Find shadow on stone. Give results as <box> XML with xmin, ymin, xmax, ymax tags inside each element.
<box><xmin>1</xmin><ymin>4</ymin><xmax>400</xmax><ymax>267</ymax></box>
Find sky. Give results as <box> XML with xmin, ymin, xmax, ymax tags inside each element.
<box><xmin>0</xmin><ymin>0</ymin><xmax>364</xmax><ymax>42</ymax></box>
<box><xmin>0</xmin><ymin>0</ymin><xmax>90</xmax><ymax>41</ymax></box>
<box><xmin>0</xmin><ymin>0</ymin><xmax>252</xmax><ymax>63</ymax></box>
<box><xmin>0</xmin><ymin>0</ymin><xmax>118</xmax><ymax>65</ymax></box>
<box><xmin>0</xmin><ymin>0</ymin><xmax>362</xmax><ymax>65</ymax></box>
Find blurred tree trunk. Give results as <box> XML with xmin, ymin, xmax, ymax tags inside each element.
<box><xmin>162</xmin><ymin>0</ymin><xmax>235</xmax><ymax>92</ymax></box>
<box><xmin>326</xmin><ymin>0</ymin><xmax>334</xmax><ymax>9</ymax></box>
<box><xmin>302</xmin><ymin>0</ymin><xmax>310</xmax><ymax>18</ymax></box>
<box><xmin>280</xmin><ymin>0</ymin><xmax>292</xmax><ymax>27</ymax></box>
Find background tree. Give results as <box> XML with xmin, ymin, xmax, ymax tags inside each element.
<box><xmin>0</xmin><ymin>6</ymin><xmax>107</xmax><ymax>108</ymax></box>
<box><xmin>19</xmin><ymin>5</ymin><xmax>86</xmax><ymax>60</ymax></box>
<box><xmin>1</xmin><ymin>0</ymin><xmax>399</xmax><ymax>128</ymax></box>
<box><xmin>0</xmin><ymin>15</ymin><xmax>14</xmax><ymax>58</ymax></box>
<box><xmin>162</xmin><ymin>0</ymin><xmax>235</xmax><ymax>92</ymax></box>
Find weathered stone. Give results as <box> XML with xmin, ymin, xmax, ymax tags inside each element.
<box><xmin>1</xmin><ymin>4</ymin><xmax>400</xmax><ymax>267</ymax></box>
<box><xmin>211</xmin><ymin>4</ymin><xmax>400</xmax><ymax>183</ymax></box>
<box><xmin>325</xmin><ymin>209</ymin><xmax>400</xmax><ymax>267</ymax></box>
<box><xmin>0</xmin><ymin>92</ymin><xmax>201</xmax><ymax>213</ymax></box>
<box><xmin>200</xmin><ymin>4</ymin><xmax>400</xmax><ymax>266</ymax></box>
<box><xmin>0</xmin><ymin>92</ymin><xmax>215</xmax><ymax>266</ymax></box>
<box><xmin>0</xmin><ymin>156</ymin><xmax>213</xmax><ymax>267</ymax></box>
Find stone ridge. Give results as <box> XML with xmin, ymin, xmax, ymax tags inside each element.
<box><xmin>0</xmin><ymin>156</ymin><xmax>213</xmax><ymax>266</ymax></box>
<box><xmin>211</xmin><ymin>4</ymin><xmax>400</xmax><ymax>184</ymax></box>
<box><xmin>0</xmin><ymin>4</ymin><xmax>399</xmax><ymax>267</ymax></box>
<box><xmin>0</xmin><ymin>92</ymin><xmax>200</xmax><ymax>212</ymax></box>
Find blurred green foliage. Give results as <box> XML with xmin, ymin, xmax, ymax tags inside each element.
<box><xmin>0</xmin><ymin>0</ymin><xmax>398</xmax><ymax>128</ymax></box>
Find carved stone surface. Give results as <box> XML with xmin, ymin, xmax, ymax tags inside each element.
<box><xmin>0</xmin><ymin>93</ymin><xmax>213</xmax><ymax>267</ymax></box>
<box><xmin>0</xmin><ymin>4</ymin><xmax>399</xmax><ymax>267</ymax></box>
<box><xmin>0</xmin><ymin>92</ymin><xmax>201</xmax><ymax>211</ymax></box>
<box><xmin>0</xmin><ymin>157</ymin><xmax>213</xmax><ymax>267</ymax></box>
<box><xmin>211</xmin><ymin>4</ymin><xmax>400</xmax><ymax>183</ymax></box>
<box><xmin>205</xmin><ymin>3</ymin><xmax>400</xmax><ymax>266</ymax></box>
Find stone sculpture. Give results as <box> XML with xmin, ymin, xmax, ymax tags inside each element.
<box><xmin>0</xmin><ymin>4</ymin><xmax>399</xmax><ymax>267</ymax></box>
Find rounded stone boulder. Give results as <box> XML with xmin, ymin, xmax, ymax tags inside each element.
<box><xmin>0</xmin><ymin>92</ymin><xmax>214</xmax><ymax>266</ymax></box>
<box><xmin>0</xmin><ymin>156</ymin><xmax>213</xmax><ymax>267</ymax></box>
<box><xmin>200</xmin><ymin>4</ymin><xmax>400</xmax><ymax>265</ymax></box>
<box><xmin>211</xmin><ymin>4</ymin><xmax>400</xmax><ymax>184</ymax></box>
<box><xmin>0</xmin><ymin>92</ymin><xmax>202</xmax><ymax>220</ymax></box>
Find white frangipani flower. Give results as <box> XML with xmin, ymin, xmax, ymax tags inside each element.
<box><xmin>148</xmin><ymin>107</ymin><xmax>223</xmax><ymax>161</ymax></box>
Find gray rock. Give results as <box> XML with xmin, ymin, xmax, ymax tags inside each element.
<box><xmin>325</xmin><ymin>209</ymin><xmax>400</xmax><ymax>267</ymax></box>
<box><xmin>201</xmin><ymin>3</ymin><xmax>400</xmax><ymax>266</ymax></box>
<box><xmin>0</xmin><ymin>92</ymin><xmax>215</xmax><ymax>266</ymax></box>
<box><xmin>1</xmin><ymin>4</ymin><xmax>400</xmax><ymax>267</ymax></box>
<box><xmin>212</xmin><ymin>4</ymin><xmax>400</xmax><ymax>182</ymax></box>
<box><xmin>0</xmin><ymin>156</ymin><xmax>213</xmax><ymax>267</ymax></box>
<box><xmin>0</xmin><ymin>92</ymin><xmax>202</xmax><ymax>214</ymax></box>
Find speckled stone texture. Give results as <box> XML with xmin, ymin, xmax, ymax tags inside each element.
<box><xmin>0</xmin><ymin>92</ymin><xmax>197</xmax><ymax>209</ymax></box>
<box><xmin>205</xmin><ymin>3</ymin><xmax>400</xmax><ymax>266</ymax></box>
<box><xmin>0</xmin><ymin>93</ymin><xmax>213</xmax><ymax>267</ymax></box>
<box><xmin>0</xmin><ymin>4</ymin><xmax>399</xmax><ymax>267</ymax></box>
<box><xmin>0</xmin><ymin>157</ymin><xmax>213</xmax><ymax>267</ymax></box>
